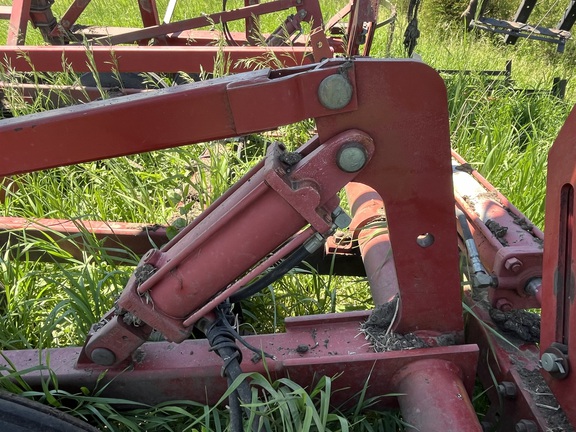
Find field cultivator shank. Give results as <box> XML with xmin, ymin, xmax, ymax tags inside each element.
<box><xmin>0</xmin><ymin>57</ymin><xmax>574</xmax><ymax>431</ymax></box>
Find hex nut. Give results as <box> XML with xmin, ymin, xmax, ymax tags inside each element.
<box><xmin>515</xmin><ymin>419</ymin><xmax>537</xmax><ymax>432</ymax></box>
<box><xmin>497</xmin><ymin>381</ymin><xmax>517</xmax><ymax>399</ymax></box>
<box><xmin>504</xmin><ymin>257</ymin><xmax>523</xmax><ymax>273</ymax></box>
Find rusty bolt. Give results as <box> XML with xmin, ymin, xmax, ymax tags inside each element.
<box><xmin>515</xmin><ymin>419</ymin><xmax>537</xmax><ymax>432</ymax></box>
<box><xmin>495</xmin><ymin>298</ymin><xmax>512</xmax><ymax>312</ymax></box>
<box><xmin>317</xmin><ymin>41</ymin><xmax>323</xmax><ymax>48</ymax></box>
<box><xmin>504</xmin><ymin>257</ymin><xmax>523</xmax><ymax>273</ymax></box>
<box><xmin>497</xmin><ymin>381</ymin><xmax>517</xmax><ymax>399</ymax></box>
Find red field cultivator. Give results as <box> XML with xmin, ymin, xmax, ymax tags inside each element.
<box><xmin>0</xmin><ymin>2</ymin><xmax>574</xmax><ymax>432</ymax></box>
<box><xmin>0</xmin><ymin>0</ymin><xmax>397</xmax><ymax>117</ymax></box>
<box><xmin>0</xmin><ymin>0</ymin><xmax>375</xmax><ymax>67</ymax></box>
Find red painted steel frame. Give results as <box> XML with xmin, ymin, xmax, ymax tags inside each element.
<box><xmin>6</xmin><ymin>0</ymin><xmax>31</xmax><ymax>45</ymax></box>
<box><xmin>1</xmin><ymin>312</ymin><xmax>480</xmax><ymax>417</ymax></box>
<box><xmin>541</xmin><ymin>106</ymin><xmax>576</xmax><ymax>427</ymax></box>
<box><xmin>0</xmin><ymin>59</ymin><xmax>464</xmax><ymax>338</ymax></box>
<box><xmin>0</xmin><ymin>81</ymin><xmax>147</xmax><ymax>105</ymax></box>
<box><xmin>0</xmin><ymin>45</ymin><xmax>313</xmax><ymax>73</ymax></box>
<box><xmin>0</xmin><ymin>0</ymin><xmax>381</xmax><ymax>76</ymax></box>
<box><xmin>452</xmin><ymin>151</ymin><xmax>544</xmax><ymax>310</ymax></box>
<box><xmin>0</xmin><ymin>59</ymin><xmax>472</xmax><ymax>425</ymax></box>
<box><xmin>0</xmin><ymin>216</ymin><xmax>167</xmax><ymax>261</ymax></box>
<box><xmin>464</xmin><ymin>291</ymin><xmax>567</xmax><ymax>431</ymax></box>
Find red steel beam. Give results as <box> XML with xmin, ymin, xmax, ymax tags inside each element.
<box><xmin>541</xmin><ymin>105</ymin><xmax>576</xmax><ymax>426</ymax></box>
<box><xmin>138</xmin><ymin>0</ymin><xmax>160</xmax><ymax>29</ymax></box>
<box><xmin>0</xmin><ymin>45</ymin><xmax>312</xmax><ymax>74</ymax></box>
<box><xmin>0</xmin><ymin>216</ymin><xmax>167</xmax><ymax>262</ymax></box>
<box><xmin>56</xmin><ymin>0</ymin><xmax>93</xmax><ymax>33</ymax></box>
<box><xmin>0</xmin><ymin>62</ymin><xmax>347</xmax><ymax>176</ymax></box>
<box><xmin>0</xmin><ymin>311</ymin><xmax>479</xmax><ymax>413</ymax></box>
<box><xmin>94</xmin><ymin>0</ymin><xmax>300</xmax><ymax>45</ymax></box>
<box><xmin>0</xmin><ymin>82</ymin><xmax>147</xmax><ymax>105</ymax></box>
<box><xmin>7</xmin><ymin>0</ymin><xmax>31</xmax><ymax>45</ymax></box>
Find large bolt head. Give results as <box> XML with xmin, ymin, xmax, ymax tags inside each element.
<box><xmin>336</xmin><ymin>142</ymin><xmax>367</xmax><ymax>173</ymax></box>
<box><xmin>318</xmin><ymin>74</ymin><xmax>353</xmax><ymax>110</ymax></box>
<box><xmin>91</xmin><ymin>348</ymin><xmax>117</xmax><ymax>366</ymax></box>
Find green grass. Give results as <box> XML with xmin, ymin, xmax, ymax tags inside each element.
<box><xmin>0</xmin><ymin>0</ymin><xmax>575</xmax><ymax>430</ymax></box>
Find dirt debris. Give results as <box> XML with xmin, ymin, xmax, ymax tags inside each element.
<box><xmin>134</xmin><ymin>263</ymin><xmax>157</xmax><ymax>286</ymax></box>
<box><xmin>489</xmin><ymin>308</ymin><xmax>540</xmax><ymax>343</ymax></box>
<box><xmin>367</xmin><ymin>332</ymin><xmax>429</xmax><ymax>352</ymax></box>
<box><xmin>455</xmin><ymin>162</ymin><xmax>474</xmax><ymax>174</ymax></box>
<box><xmin>363</xmin><ymin>296</ymin><xmax>399</xmax><ymax>330</ymax></box>
<box><xmin>486</xmin><ymin>219</ymin><xmax>509</xmax><ymax>246</ymax></box>
<box><xmin>517</xmin><ymin>367</ymin><xmax>574</xmax><ymax>431</ymax></box>
<box><xmin>361</xmin><ymin>296</ymin><xmax>435</xmax><ymax>352</ymax></box>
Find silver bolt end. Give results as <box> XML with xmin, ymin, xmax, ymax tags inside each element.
<box><xmin>336</xmin><ymin>143</ymin><xmax>367</xmax><ymax>173</ymax></box>
<box><xmin>91</xmin><ymin>348</ymin><xmax>117</xmax><ymax>366</ymax></box>
<box><xmin>541</xmin><ymin>352</ymin><xmax>561</xmax><ymax>373</ymax></box>
<box><xmin>318</xmin><ymin>74</ymin><xmax>353</xmax><ymax>110</ymax></box>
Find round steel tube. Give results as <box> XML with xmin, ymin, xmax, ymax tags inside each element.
<box><xmin>346</xmin><ymin>182</ymin><xmax>398</xmax><ymax>305</ymax></box>
<box><xmin>393</xmin><ymin>359</ymin><xmax>482</xmax><ymax>432</ymax></box>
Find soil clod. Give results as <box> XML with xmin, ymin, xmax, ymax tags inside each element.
<box><xmin>486</xmin><ymin>219</ymin><xmax>508</xmax><ymax>245</ymax></box>
<box><xmin>489</xmin><ymin>308</ymin><xmax>540</xmax><ymax>343</ymax></box>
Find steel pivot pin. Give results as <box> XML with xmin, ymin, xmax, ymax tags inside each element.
<box><xmin>91</xmin><ymin>348</ymin><xmax>117</xmax><ymax>366</ymax></box>
<box><xmin>318</xmin><ymin>74</ymin><xmax>353</xmax><ymax>110</ymax></box>
<box><xmin>336</xmin><ymin>142</ymin><xmax>367</xmax><ymax>173</ymax></box>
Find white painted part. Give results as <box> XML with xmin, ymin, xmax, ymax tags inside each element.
<box><xmin>163</xmin><ymin>0</ymin><xmax>178</xmax><ymax>24</ymax></box>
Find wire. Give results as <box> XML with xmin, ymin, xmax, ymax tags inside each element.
<box><xmin>222</xmin><ymin>0</ymin><xmax>238</xmax><ymax>46</ymax></box>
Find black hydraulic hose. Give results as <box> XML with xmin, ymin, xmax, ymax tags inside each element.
<box><xmin>228</xmin><ymin>383</ymin><xmax>243</xmax><ymax>432</ymax></box>
<box><xmin>205</xmin><ymin>313</ymin><xmax>258</xmax><ymax>432</ymax></box>
<box><xmin>456</xmin><ymin>208</ymin><xmax>474</xmax><ymax>241</ymax></box>
<box><xmin>229</xmin><ymin>244</ymin><xmax>313</xmax><ymax>303</ymax></box>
